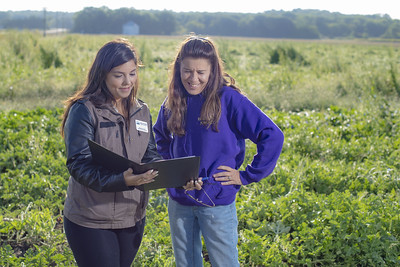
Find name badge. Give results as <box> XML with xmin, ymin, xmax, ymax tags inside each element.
<box><xmin>135</xmin><ymin>120</ymin><xmax>148</xmax><ymax>133</ymax></box>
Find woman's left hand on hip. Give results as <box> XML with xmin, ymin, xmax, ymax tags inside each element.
<box><xmin>213</xmin><ymin>166</ymin><xmax>242</xmax><ymax>185</ymax></box>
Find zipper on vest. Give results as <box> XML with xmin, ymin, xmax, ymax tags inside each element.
<box><xmin>130</xmin><ymin>105</ymin><xmax>144</xmax><ymax>118</ymax></box>
<box><xmin>118</xmin><ymin>122</ymin><xmax>128</xmax><ymax>158</ymax></box>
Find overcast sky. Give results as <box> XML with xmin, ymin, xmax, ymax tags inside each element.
<box><xmin>2</xmin><ymin>0</ymin><xmax>399</xmax><ymax>20</ymax></box>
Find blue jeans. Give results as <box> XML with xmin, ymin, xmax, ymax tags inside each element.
<box><xmin>168</xmin><ymin>198</ymin><xmax>240</xmax><ymax>267</ymax></box>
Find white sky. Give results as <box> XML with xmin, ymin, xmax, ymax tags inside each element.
<box><xmin>1</xmin><ymin>0</ymin><xmax>399</xmax><ymax>20</ymax></box>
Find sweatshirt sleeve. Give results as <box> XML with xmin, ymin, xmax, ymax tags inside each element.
<box><xmin>141</xmin><ymin>114</ymin><xmax>163</xmax><ymax>163</ymax></box>
<box><xmin>64</xmin><ymin>102</ymin><xmax>131</xmax><ymax>192</ymax></box>
<box><xmin>230</xmin><ymin>94</ymin><xmax>284</xmax><ymax>185</ymax></box>
<box><xmin>153</xmin><ymin>104</ymin><xmax>173</xmax><ymax>160</ymax></box>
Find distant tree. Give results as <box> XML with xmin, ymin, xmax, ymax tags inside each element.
<box><xmin>207</xmin><ymin>14</ymin><xmax>240</xmax><ymax>36</ymax></box>
<box><xmin>266</xmin><ymin>17</ymin><xmax>297</xmax><ymax>38</ymax></box>
<box><xmin>294</xmin><ymin>25</ymin><xmax>319</xmax><ymax>39</ymax></box>
<box><xmin>134</xmin><ymin>11</ymin><xmax>157</xmax><ymax>34</ymax></box>
<box><xmin>185</xmin><ymin>20</ymin><xmax>206</xmax><ymax>35</ymax></box>
<box><xmin>366</xmin><ymin>20</ymin><xmax>389</xmax><ymax>37</ymax></box>
<box><xmin>249</xmin><ymin>14</ymin><xmax>269</xmax><ymax>37</ymax></box>
<box><xmin>349</xmin><ymin>18</ymin><xmax>366</xmax><ymax>38</ymax></box>
<box><xmin>315</xmin><ymin>17</ymin><xmax>331</xmax><ymax>37</ymax></box>
<box><xmin>2</xmin><ymin>8</ymin><xmax>400</xmax><ymax>40</ymax></box>
<box><xmin>156</xmin><ymin>10</ymin><xmax>176</xmax><ymax>35</ymax></box>
<box><xmin>72</xmin><ymin>7</ymin><xmax>110</xmax><ymax>33</ymax></box>
<box><xmin>3</xmin><ymin>16</ymin><xmax>44</xmax><ymax>30</ymax></box>
<box><xmin>382</xmin><ymin>20</ymin><xmax>400</xmax><ymax>38</ymax></box>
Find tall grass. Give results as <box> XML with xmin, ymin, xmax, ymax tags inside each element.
<box><xmin>0</xmin><ymin>31</ymin><xmax>399</xmax><ymax>112</ymax></box>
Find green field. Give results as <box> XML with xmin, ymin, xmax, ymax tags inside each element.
<box><xmin>1</xmin><ymin>30</ymin><xmax>400</xmax><ymax>266</ymax></box>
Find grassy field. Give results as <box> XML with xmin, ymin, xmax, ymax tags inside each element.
<box><xmin>1</xmin><ymin>30</ymin><xmax>399</xmax><ymax>112</ymax></box>
<box><xmin>1</xmin><ymin>30</ymin><xmax>400</xmax><ymax>266</ymax></box>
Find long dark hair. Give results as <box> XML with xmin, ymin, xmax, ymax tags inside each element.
<box><xmin>165</xmin><ymin>35</ymin><xmax>240</xmax><ymax>136</ymax></box>
<box><xmin>61</xmin><ymin>38</ymin><xmax>140</xmax><ymax>137</ymax></box>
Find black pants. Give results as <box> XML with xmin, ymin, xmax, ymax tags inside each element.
<box><xmin>64</xmin><ymin>216</ymin><xmax>145</xmax><ymax>267</ymax></box>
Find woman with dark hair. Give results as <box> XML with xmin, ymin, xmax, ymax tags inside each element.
<box><xmin>61</xmin><ymin>39</ymin><xmax>161</xmax><ymax>267</ymax></box>
<box><xmin>154</xmin><ymin>35</ymin><xmax>284</xmax><ymax>266</ymax></box>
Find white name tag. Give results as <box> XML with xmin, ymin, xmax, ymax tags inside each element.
<box><xmin>135</xmin><ymin>120</ymin><xmax>148</xmax><ymax>133</ymax></box>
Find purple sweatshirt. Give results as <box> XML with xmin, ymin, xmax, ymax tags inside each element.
<box><xmin>154</xmin><ymin>86</ymin><xmax>284</xmax><ymax>206</ymax></box>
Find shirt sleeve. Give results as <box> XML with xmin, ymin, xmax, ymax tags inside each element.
<box><xmin>230</xmin><ymin>94</ymin><xmax>284</xmax><ymax>185</ymax></box>
<box><xmin>153</xmin><ymin>104</ymin><xmax>173</xmax><ymax>160</ymax></box>
<box><xmin>141</xmin><ymin>114</ymin><xmax>163</xmax><ymax>163</ymax></box>
<box><xmin>64</xmin><ymin>102</ymin><xmax>132</xmax><ymax>192</ymax></box>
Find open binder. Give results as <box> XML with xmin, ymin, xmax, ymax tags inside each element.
<box><xmin>88</xmin><ymin>139</ymin><xmax>200</xmax><ymax>191</ymax></box>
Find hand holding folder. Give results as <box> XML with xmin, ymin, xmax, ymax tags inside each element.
<box><xmin>88</xmin><ymin>139</ymin><xmax>200</xmax><ymax>191</ymax></box>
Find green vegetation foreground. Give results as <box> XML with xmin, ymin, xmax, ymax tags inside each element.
<box><xmin>0</xmin><ymin>31</ymin><xmax>400</xmax><ymax>265</ymax></box>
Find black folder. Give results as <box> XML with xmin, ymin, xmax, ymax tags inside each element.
<box><xmin>88</xmin><ymin>139</ymin><xmax>200</xmax><ymax>191</ymax></box>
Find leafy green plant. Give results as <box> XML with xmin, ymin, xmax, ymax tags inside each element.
<box><xmin>0</xmin><ymin>32</ymin><xmax>399</xmax><ymax>266</ymax></box>
<box><xmin>269</xmin><ymin>45</ymin><xmax>309</xmax><ymax>66</ymax></box>
<box><xmin>39</xmin><ymin>45</ymin><xmax>63</xmax><ymax>69</ymax></box>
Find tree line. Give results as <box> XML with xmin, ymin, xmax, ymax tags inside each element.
<box><xmin>1</xmin><ymin>7</ymin><xmax>400</xmax><ymax>39</ymax></box>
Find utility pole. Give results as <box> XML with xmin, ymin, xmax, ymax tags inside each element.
<box><xmin>43</xmin><ymin>8</ymin><xmax>47</xmax><ymax>37</ymax></box>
